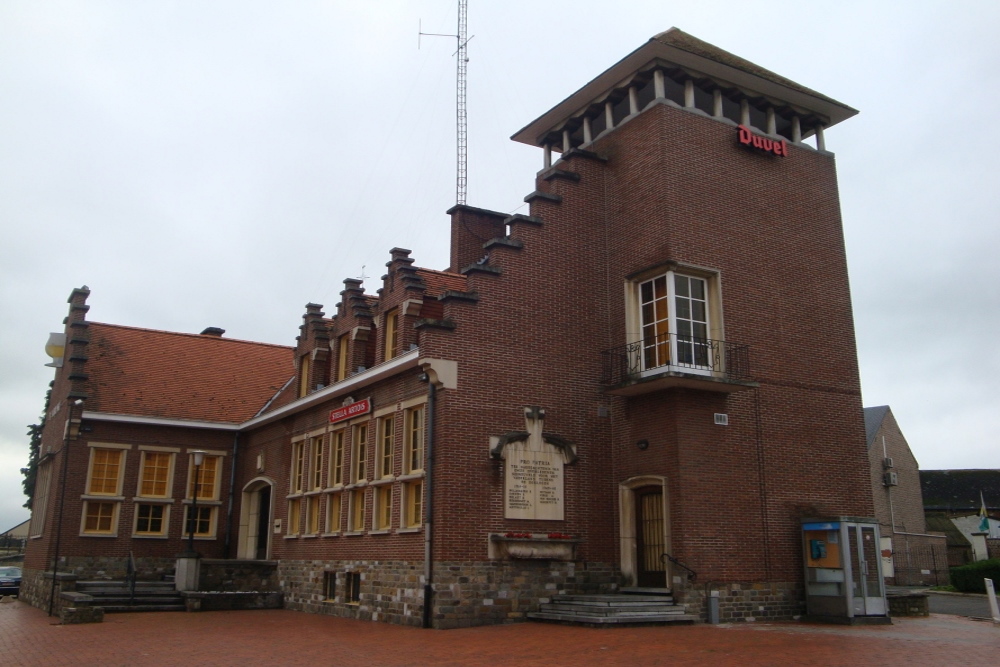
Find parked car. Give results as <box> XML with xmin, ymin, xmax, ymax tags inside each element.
<box><xmin>0</xmin><ymin>566</ymin><xmax>21</xmax><ymax>596</ymax></box>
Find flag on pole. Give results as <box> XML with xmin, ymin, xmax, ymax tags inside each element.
<box><xmin>979</xmin><ymin>491</ymin><xmax>990</xmax><ymax>533</ymax></box>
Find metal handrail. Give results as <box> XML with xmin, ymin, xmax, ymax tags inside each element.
<box><xmin>662</xmin><ymin>552</ymin><xmax>697</xmax><ymax>583</ymax></box>
<box><xmin>601</xmin><ymin>332</ymin><xmax>751</xmax><ymax>386</ymax></box>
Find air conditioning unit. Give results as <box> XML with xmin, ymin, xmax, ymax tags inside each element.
<box><xmin>714</xmin><ymin>413</ymin><xmax>729</xmax><ymax>426</ymax></box>
<box><xmin>882</xmin><ymin>457</ymin><xmax>894</xmax><ymax>470</ymax></box>
<box><xmin>883</xmin><ymin>471</ymin><xmax>899</xmax><ymax>487</ymax></box>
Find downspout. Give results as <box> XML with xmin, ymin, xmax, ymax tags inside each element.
<box><xmin>224</xmin><ymin>431</ymin><xmax>240</xmax><ymax>558</ymax></box>
<box><xmin>421</xmin><ymin>378</ymin><xmax>437</xmax><ymax>629</ymax></box>
<box><xmin>48</xmin><ymin>398</ymin><xmax>82</xmax><ymax>616</ymax></box>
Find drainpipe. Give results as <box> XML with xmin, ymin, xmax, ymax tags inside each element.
<box><xmin>48</xmin><ymin>398</ymin><xmax>82</xmax><ymax>616</ymax></box>
<box><xmin>420</xmin><ymin>375</ymin><xmax>437</xmax><ymax>629</ymax></box>
<box><xmin>224</xmin><ymin>431</ymin><xmax>240</xmax><ymax>558</ymax></box>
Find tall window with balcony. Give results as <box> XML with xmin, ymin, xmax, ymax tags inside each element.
<box><xmin>639</xmin><ymin>272</ymin><xmax>710</xmax><ymax>374</ymax></box>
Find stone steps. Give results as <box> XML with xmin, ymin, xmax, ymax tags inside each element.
<box><xmin>75</xmin><ymin>580</ymin><xmax>184</xmax><ymax>613</ymax></box>
<box><xmin>529</xmin><ymin>593</ymin><xmax>697</xmax><ymax>626</ymax></box>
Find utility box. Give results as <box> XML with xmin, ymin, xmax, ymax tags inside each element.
<box><xmin>802</xmin><ymin>517</ymin><xmax>890</xmax><ymax>624</ymax></box>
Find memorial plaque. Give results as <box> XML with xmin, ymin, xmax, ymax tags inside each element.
<box><xmin>502</xmin><ymin>411</ymin><xmax>566</xmax><ymax>520</ymax></box>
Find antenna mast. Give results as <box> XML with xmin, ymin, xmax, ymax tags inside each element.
<box><xmin>455</xmin><ymin>0</ymin><xmax>468</xmax><ymax>205</ymax></box>
<box><xmin>419</xmin><ymin>1</ymin><xmax>472</xmax><ymax>206</ymax></box>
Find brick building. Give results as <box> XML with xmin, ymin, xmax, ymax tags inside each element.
<box><xmin>863</xmin><ymin>406</ymin><xmax>947</xmax><ymax>585</ymax></box>
<box><xmin>23</xmin><ymin>28</ymin><xmax>879</xmax><ymax>626</ymax></box>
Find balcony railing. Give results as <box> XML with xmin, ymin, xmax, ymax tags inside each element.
<box><xmin>600</xmin><ymin>332</ymin><xmax>751</xmax><ymax>387</ymax></box>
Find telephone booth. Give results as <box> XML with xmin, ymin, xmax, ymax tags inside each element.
<box><xmin>802</xmin><ymin>517</ymin><xmax>890</xmax><ymax>624</ymax></box>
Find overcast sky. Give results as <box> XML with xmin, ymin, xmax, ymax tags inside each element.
<box><xmin>1</xmin><ymin>1</ymin><xmax>998</xmax><ymax>532</ymax></box>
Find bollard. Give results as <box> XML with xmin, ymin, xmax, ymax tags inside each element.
<box><xmin>709</xmin><ymin>590</ymin><xmax>720</xmax><ymax>624</ymax></box>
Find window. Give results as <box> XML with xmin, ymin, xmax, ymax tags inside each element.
<box><xmin>135</xmin><ymin>504</ymin><xmax>167</xmax><ymax>536</ymax></box>
<box><xmin>327</xmin><ymin>492</ymin><xmax>342</xmax><ymax>533</ymax></box>
<box><xmin>348</xmin><ymin>489</ymin><xmax>365</xmax><ymax>532</ymax></box>
<box><xmin>336</xmin><ymin>333</ymin><xmax>349</xmax><ymax>382</ymax></box>
<box><xmin>352</xmin><ymin>424</ymin><xmax>368</xmax><ymax>483</ymax></box>
<box><xmin>185</xmin><ymin>505</ymin><xmax>214</xmax><ymax>538</ymax></box>
<box><xmin>384</xmin><ymin>309</ymin><xmax>399</xmax><ymax>361</ymax></box>
<box><xmin>138</xmin><ymin>451</ymin><xmax>173</xmax><ymax>498</ymax></box>
<box><xmin>374</xmin><ymin>485</ymin><xmax>392</xmax><ymax>531</ymax></box>
<box><xmin>188</xmin><ymin>454</ymin><xmax>221</xmax><ymax>501</ymax></box>
<box><xmin>328</xmin><ymin>430</ymin><xmax>345</xmax><ymax>487</ymax></box>
<box><xmin>306</xmin><ymin>495</ymin><xmax>321</xmax><ymax>535</ymax></box>
<box><xmin>287</xmin><ymin>498</ymin><xmax>302</xmax><ymax>535</ymax></box>
<box><xmin>346</xmin><ymin>571</ymin><xmax>361</xmax><ymax>603</ymax></box>
<box><xmin>323</xmin><ymin>572</ymin><xmax>336</xmax><ymax>601</ymax></box>
<box><xmin>638</xmin><ymin>272</ymin><xmax>712</xmax><ymax>374</ymax></box>
<box><xmin>377</xmin><ymin>416</ymin><xmax>394</xmax><ymax>479</ymax></box>
<box><xmin>311</xmin><ymin>436</ymin><xmax>324</xmax><ymax>491</ymax></box>
<box><xmin>402</xmin><ymin>480</ymin><xmax>423</xmax><ymax>528</ymax></box>
<box><xmin>290</xmin><ymin>441</ymin><xmax>306</xmax><ymax>494</ymax></box>
<box><xmin>88</xmin><ymin>448</ymin><xmax>124</xmax><ymax>496</ymax></box>
<box><xmin>83</xmin><ymin>501</ymin><xmax>117</xmax><ymax>534</ymax></box>
<box><xmin>404</xmin><ymin>406</ymin><xmax>424</xmax><ymax>474</ymax></box>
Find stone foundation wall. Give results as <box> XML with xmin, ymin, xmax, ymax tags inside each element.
<box><xmin>47</xmin><ymin>556</ymin><xmax>176</xmax><ymax>582</ymax></box>
<box><xmin>681</xmin><ymin>581</ymin><xmax>804</xmax><ymax>623</ymax></box>
<box><xmin>200</xmin><ymin>559</ymin><xmax>280</xmax><ymax>592</ymax></box>
<box><xmin>279</xmin><ymin>559</ymin><xmax>621</xmax><ymax>628</ymax></box>
<box><xmin>17</xmin><ymin>568</ymin><xmax>67</xmax><ymax>610</ymax></box>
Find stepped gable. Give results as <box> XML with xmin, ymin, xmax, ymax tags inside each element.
<box><xmin>85</xmin><ymin>322</ymin><xmax>293</xmax><ymax>423</ymax></box>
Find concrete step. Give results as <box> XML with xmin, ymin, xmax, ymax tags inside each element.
<box><xmin>527</xmin><ymin>611</ymin><xmax>699</xmax><ymax>625</ymax></box>
<box><xmin>82</xmin><ymin>595</ymin><xmax>184</xmax><ymax>605</ymax></box>
<box><xmin>620</xmin><ymin>587</ymin><xmax>674</xmax><ymax>596</ymax></box>
<box><xmin>543</xmin><ymin>605</ymin><xmax>687</xmax><ymax>617</ymax></box>
<box><xmin>552</xmin><ymin>594</ymin><xmax>675</xmax><ymax>605</ymax></box>
<box><xmin>100</xmin><ymin>604</ymin><xmax>186</xmax><ymax>613</ymax></box>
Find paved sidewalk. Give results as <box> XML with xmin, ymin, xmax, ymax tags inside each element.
<box><xmin>1</xmin><ymin>601</ymin><xmax>999</xmax><ymax>666</ymax></box>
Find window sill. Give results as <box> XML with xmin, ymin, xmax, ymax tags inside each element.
<box><xmin>181</xmin><ymin>499</ymin><xmax>222</xmax><ymax>506</ymax></box>
<box><xmin>397</xmin><ymin>472</ymin><xmax>425</xmax><ymax>481</ymax></box>
<box><xmin>343</xmin><ymin>531</ymin><xmax>364</xmax><ymax>537</ymax></box>
<box><xmin>369</xmin><ymin>529</ymin><xmax>390</xmax><ymax>535</ymax></box>
<box><xmin>132</xmin><ymin>497</ymin><xmax>173</xmax><ymax>504</ymax></box>
<box><xmin>345</xmin><ymin>482</ymin><xmax>368</xmax><ymax>489</ymax></box>
<box><xmin>323</xmin><ymin>485</ymin><xmax>344</xmax><ymax>493</ymax></box>
<box><xmin>397</xmin><ymin>527</ymin><xmax>422</xmax><ymax>534</ymax></box>
<box><xmin>131</xmin><ymin>534</ymin><xmax>169</xmax><ymax>540</ymax></box>
<box><xmin>283</xmin><ymin>534</ymin><xmax>300</xmax><ymax>540</ymax></box>
<box><xmin>370</xmin><ymin>477</ymin><xmax>395</xmax><ymax>487</ymax></box>
<box><xmin>80</xmin><ymin>532</ymin><xmax>119</xmax><ymax>538</ymax></box>
<box><xmin>321</xmin><ymin>532</ymin><xmax>341</xmax><ymax>538</ymax></box>
<box><xmin>285</xmin><ymin>493</ymin><xmax>303</xmax><ymax>500</ymax></box>
<box><xmin>81</xmin><ymin>495</ymin><xmax>124</xmax><ymax>502</ymax></box>
<box><xmin>304</xmin><ymin>490</ymin><xmax>323</xmax><ymax>497</ymax></box>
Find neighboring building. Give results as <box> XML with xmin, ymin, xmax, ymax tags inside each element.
<box><xmin>22</xmin><ymin>28</ymin><xmax>878</xmax><ymax>626</ymax></box>
<box><xmin>1</xmin><ymin>520</ymin><xmax>29</xmax><ymax>555</ymax></box>
<box><xmin>921</xmin><ymin>469</ymin><xmax>1000</xmax><ymax>562</ymax></box>
<box><xmin>863</xmin><ymin>406</ymin><xmax>946</xmax><ymax>585</ymax></box>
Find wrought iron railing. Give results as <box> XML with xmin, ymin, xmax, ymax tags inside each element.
<box><xmin>600</xmin><ymin>332</ymin><xmax>751</xmax><ymax>386</ymax></box>
<box><xmin>662</xmin><ymin>552</ymin><xmax>697</xmax><ymax>583</ymax></box>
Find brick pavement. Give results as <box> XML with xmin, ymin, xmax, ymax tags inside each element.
<box><xmin>1</xmin><ymin>601</ymin><xmax>998</xmax><ymax>666</ymax></box>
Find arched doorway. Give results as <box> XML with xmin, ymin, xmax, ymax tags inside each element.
<box><xmin>619</xmin><ymin>476</ymin><xmax>671</xmax><ymax>588</ymax></box>
<box><xmin>238</xmin><ymin>477</ymin><xmax>274</xmax><ymax>560</ymax></box>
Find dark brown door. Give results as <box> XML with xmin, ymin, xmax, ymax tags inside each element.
<box><xmin>255</xmin><ymin>487</ymin><xmax>271</xmax><ymax>560</ymax></box>
<box><xmin>636</xmin><ymin>486</ymin><xmax>666</xmax><ymax>588</ymax></box>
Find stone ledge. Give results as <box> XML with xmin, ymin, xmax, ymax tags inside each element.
<box><xmin>524</xmin><ymin>191</ymin><xmax>563</xmax><ymax>205</ymax></box>
<box><xmin>504</xmin><ymin>214</ymin><xmax>543</xmax><ymax>227</ymax></box>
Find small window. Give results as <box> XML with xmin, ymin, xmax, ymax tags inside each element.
<box><xmin>290</xmin><ymin>441</ymin><xmax>305</xmax><ymax>494</ymax></box>
<box><xmin>185</xmin><ymin>505</ymin><xmax>215</xmax><ymax>538</ymax></box>
<box><xmin>327</xmin><ymin>492</ymin><xmax>342</xmax><ymax>533</ymax></box>
<box><xmin>402</xmin><ymin>480</ymin><xmax>423</xmax><ymax>529</ymax></box>
<box><xmin>384</xmin><ymin>309</ymin><xmax>399</xmax><ymax>361</ymax></box>
<box><xmin>297</xmin><ymin>354</ymin><xmax>310</xmax><ymax>398</ymax></box>
<box><xmin>336</xmin><ymin>333</ymin><xmax>349</xmax><ymax>382</ymax></box>
<box><xmin>287</xmin><ymin>498</ymin><xmax>301</xmax><ymax>536</ymax></box>
<box><xmin>348</xmin><ymin>489</ymin><xmax>365</xmax><ymax>532</ymax></box>
<box><xmin>82</xmin><ymin>501</ymin><xmax>117</xmax><ymax>534</ymax></box>
<box><xmin>329</xmin><ymin>430</ymin><xmax>345</xmax><ymax>487</ymax></box>
<box><xmin>323</xmin><ymin>572</ymin><xmax>336</xmax><ymax>601</ymax></box>
<box><xmin>311</xmin><ymin>436</ymin><xmax>324</xmax><ymax>491</ymax></box>
<box><xmin>188</xmin><ymin>454</ymin><xmax>221</xmax><ymax>501</ymax></box>
<box><xmin>88</xmin><ymin>448</ymin><xmax>124</xmax><ymax>496</ymax></box>
<box><xmin>404</xmin><ymin>407</ymin><xmax>424</xmax><ymax>474</ymax></box>
<box><xmin>346</xmin><ymin>572</ymin><xmax>361</xmax><ymax>604</ymax></box>
<box><xmin>135</xmin><ymin>503</ymin><xmax>168</xmax><ymax>536</ymax></box>
<box><xmin>378</xmin><ymin>415</ymin><xmax>394</xmax><ymax>479</ymax></box>
<box><xmin>352</xmin><ymin>424</ymin><xmax>368</xmax><ymax>483</ymax></box>
<box><xmin>374</xmin><ymin>485</ymin><xmax>392</xmax><ymax>531</ymax></box>
<box><xmin>138</xmin><ymin>451</ymin><xmax>173</xmax><ymax>498</ymax></box>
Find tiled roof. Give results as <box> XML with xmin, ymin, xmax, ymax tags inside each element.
<box><xmin>85</xmin><ymin>323</ymin><xmax>293</xmax><ymax>423</ymax></box>
<box><xmin>417</xmin><ymin>268</ymin><xmax>467</xmax><ymax>296</ymax></box>
<box><xmin>863</xmin><ymin>405</ymin><xmax>891</xmax><ymax>449</ymax></box>
<box><xmin>920</xmin><ymin>469</ymin><xmax>1000</xmax><ymax>511</ymax></box>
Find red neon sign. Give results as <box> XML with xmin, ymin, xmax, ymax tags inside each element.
<box><xmin>737</xmin><ymin>125</ymin><xmax>787</xmax><ymax>157</ymax></box>
<box><xmin>329</xmin><ymin>397</ymin><xmax>371</xmax><ymax>424</ymax></box>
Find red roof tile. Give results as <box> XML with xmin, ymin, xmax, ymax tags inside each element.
<box><xmin>84</xmin><ymin>323</ymin><xmax>293</xmax><ymax>423</ymax></box>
